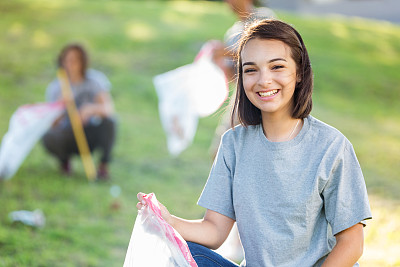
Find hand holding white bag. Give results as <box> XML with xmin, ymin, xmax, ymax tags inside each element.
<box><xmin>123</xmin><ymin>193</ymin><xmax>197</xmax><ymax>267</ymax></box>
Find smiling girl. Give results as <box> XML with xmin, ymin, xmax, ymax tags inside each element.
<box><xmin>137</xmin><ymin>19</ymin><xmax>371</xmax><ymax>267</ymax></box>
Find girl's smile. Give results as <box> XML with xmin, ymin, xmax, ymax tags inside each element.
<box><xmin>257</xmin><ymin>89</ymin><xmax>279</xmax><ymax>98</ymax></box>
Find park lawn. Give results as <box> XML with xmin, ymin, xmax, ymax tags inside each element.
<box><xmin>0</xmin><ymin>0</ymin><xmax>399</xmax><ymax>266</ymax></box>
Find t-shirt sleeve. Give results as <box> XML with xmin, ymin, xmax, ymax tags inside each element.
<box><xmin>45</xmin><ymin>79</ymin><xmax>62</xmax><ymax>102</ymax></box>
<box><xmin>86</xmin><ymin>69</ymin><xmax>111</xmax><ymax>92</ymax></box>
<box><xmin>323</xmin><ymin>141</ymin><xmax>372</xmax><ymax>235</ymax></box>
<box><xmin>198</xmin><ymin>133</ymin><xmax>236</xmax><ymax>220</ymax></box>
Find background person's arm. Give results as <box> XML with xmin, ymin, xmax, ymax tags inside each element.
<box><xmin>79</xmin><ymin>91</ymin><xmax>114</xmax><ymax>124</ymax></box>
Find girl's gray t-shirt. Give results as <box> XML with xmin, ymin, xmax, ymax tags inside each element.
<box><xmin>198</xmin><ymin>115</ymin><xmax>372</xmax><ymax>267</ymax></box>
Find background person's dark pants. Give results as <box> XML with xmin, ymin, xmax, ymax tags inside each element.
<box><xmin>42</xmin><ymin>117</ymin><xmax>116</xmax><ymax>165</ymax></box>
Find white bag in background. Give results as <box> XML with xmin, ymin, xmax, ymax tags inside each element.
<box><xmin>0</xmin><ymin>101</ymin><xmax>65</xmax><ymax>180</ymax></box>
<box><xmin>153</xmin><ymin>41</ymin><xmax>228</xmax><ymax>156</ymax></box>
<box><xmin>154</xmin><ymin>66</ymin><xmax>199</xmax><ymax>157</ymax></box>
<box><xmin>190</xmin><ymin>41</ymin><xmax>229</xmax><ymax>118</ymax></box>
<box><xmin>123</xmin><ymin>193</ymin><xmax>197</xmax><ymax>267</ymax></box>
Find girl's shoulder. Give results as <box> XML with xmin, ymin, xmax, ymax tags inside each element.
<box><xmin>307</xmin><ymin>115</ymin><xmax>352</xmax><ymax>148</ymax></box>
<box><xmin>221</xmin><ymin>124</ymin><xmax>259</xmax><ymax>143</ymax></box>
<box><xmin>309</xmin><ymin>115</ymin><xmax>342</xmax><ymax>135</ymax></box>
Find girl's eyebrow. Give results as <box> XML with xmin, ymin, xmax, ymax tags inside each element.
<box><xmin>242</xmin><ymin>61</ymin><xmax>256</xmax><ymax>67</ymax></box>
<box><xmin>242</xmin><ymin>58</ymin><xmax>287</xmax><ymax>67</ymax></box>
<box><xmin>269</xmin><ymin>58</ymin><xmax>287</xmax><ymax>63</ymax></box>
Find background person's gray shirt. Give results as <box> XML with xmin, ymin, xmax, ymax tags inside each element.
<box><xmin>198</xmin><ymin>115</ymin><xmax>372</xmax><ymax>267</ymax></box>
<box><xmin>46</xmin><ymin>69</ymin><xmax>110</xmax><ymax>106</ymax></box>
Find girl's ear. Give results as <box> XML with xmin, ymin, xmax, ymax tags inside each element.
<box><xmin>296</xmin><ymin>73</ymin><xmax>302</xmax><ymax>83</ymax></box>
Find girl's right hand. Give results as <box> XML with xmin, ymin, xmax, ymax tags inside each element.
<box><xmin>136</xmin><ymin>192</ymin><xmax>174</xmax><ymax>226</ymax></box>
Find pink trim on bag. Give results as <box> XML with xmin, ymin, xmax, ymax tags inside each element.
<box><xmin>15</xmin><ymin>101</ymin><xmax>65</xmax><ymax>126</ymax></box>
<box><xmin>143</xmin><ymin>193</ymin><xmax>198</xmax><ymax>267</ymax></box>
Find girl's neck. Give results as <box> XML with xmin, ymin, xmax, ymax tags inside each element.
<box><xmin>261</xmin><ymin>114</ymin><xmax>303</xmax><ymax>142</ymax></box>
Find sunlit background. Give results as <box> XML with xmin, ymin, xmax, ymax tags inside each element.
<box><xmin>0</xmin><ymin>0</ymin><xmax>399</xmax><ymax>266</ymax></box>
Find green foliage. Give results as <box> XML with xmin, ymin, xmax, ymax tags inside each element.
<box><xmin>0</xmin><ymin>1</ymin><xmax>399</xmax><ymax>266</ymax></box>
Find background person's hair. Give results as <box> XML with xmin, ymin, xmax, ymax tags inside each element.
<box><xmin>57</xmin><ymin>43</ymin><xmax>88</xmax><ymax>77</ymax></box>
<box><xmin>231</xmin><ymin>19</ymin><xmax>313</xmax><ymax>128</ymax></box>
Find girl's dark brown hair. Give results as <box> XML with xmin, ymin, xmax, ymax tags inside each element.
<box><xmin>57</xmin><ymin>43</ymin><xmax>88</xmax><ymax>77</ymax></box>
<box><xmin>231</xmin><ymin>19</ymin><xmax>313</xmax><ymax>128</ymax></box>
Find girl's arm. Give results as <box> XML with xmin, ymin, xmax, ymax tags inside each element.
<box><xmin>322</xmin><ymin>223</ymin><xmax>364</xmax><ymax>267</ymax></box>
<box><xmin>137</xmin><ymin>192</ymin><xmax>235</xmax><ymax>250</ymax></box>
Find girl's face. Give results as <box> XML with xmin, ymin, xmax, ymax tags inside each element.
<box><xmin>241</xmin><ymin>38</ymin><xmax>298</xmax><ymax>118</ymax></box>
<box><xmin>63</xmin><ymin>49</ymin><xmax>83</xmax><ymax>78</ymax></box>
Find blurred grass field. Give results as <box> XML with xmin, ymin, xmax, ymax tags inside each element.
<box><xmin>0</xmin><ymin>0</ymin><xmax>399</xmax><ymax>266</ymax></box>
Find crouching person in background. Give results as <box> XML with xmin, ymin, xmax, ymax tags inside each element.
<box><xmin>42</xmin><ymin>43</ymin><xmax>116</xmax><ymax>180</ymax></box>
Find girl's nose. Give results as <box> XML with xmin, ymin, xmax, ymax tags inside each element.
<box><xmin>257</xmin><ymin>69</ymin><xmax>272</xmax><ymax>88</ymax></box>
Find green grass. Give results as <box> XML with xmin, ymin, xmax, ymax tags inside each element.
<box><xmin>0</xmin><ymin>1</ymin><xmax>399</xmax><ymax>266</ymax></box>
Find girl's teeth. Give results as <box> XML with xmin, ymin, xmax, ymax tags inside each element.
<box><xmin>259</xmin><ymin>90</ymin><xmax>278</xmax><ymax>97</ymax></box>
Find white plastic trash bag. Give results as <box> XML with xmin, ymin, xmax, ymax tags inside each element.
<box><xmin>153</xmin><ymin>41</ymin><xmax>228</xmax><ymax>156</ymax></box>
<box><xmin>190</xmin><ymin>41</ymin><xmax>229</xmax><ymax>118</ymax></box>
<box><xmin>155</xmin><ymin>86</ymin><xmax>198</xmax><ymax>157</ymax></box>
<box><xmin>0</xmin><ymin>101</ymin><xmax>65</xmax><ymax>180</ymax></box>
<box><xmin>123</xmin><ymin>193</ymin><xmax>197</xmax><ymax>267</ymax></box>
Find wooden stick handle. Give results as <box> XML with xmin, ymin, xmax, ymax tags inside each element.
<box><xmin>57</xmin><ymin>68</ymin><xmax>96</xmax><ymax>181</ymax></box>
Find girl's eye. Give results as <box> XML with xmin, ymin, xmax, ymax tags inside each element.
<box><xmin>243</xmin><ymin>68</ymin><xmax>256</xmax><ymax>73</ymax></box>
<box><xmin>272</xmin><ymin>65</ymin><xmax>284</xmax><ymax>70</ymax></box>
